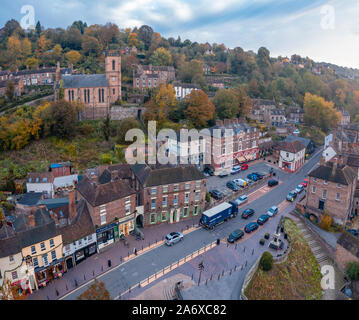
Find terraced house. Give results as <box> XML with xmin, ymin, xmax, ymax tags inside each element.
<box><xmin>131</xmin><ymin>164</ymin><xmax>206</xmax><ymax>226</ymax></box>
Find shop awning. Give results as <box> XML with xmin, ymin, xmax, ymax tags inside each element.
<box><xmin>237</xmin><ymin>156</ymin><xmax>246</xmax><ymax>163</ymax></box>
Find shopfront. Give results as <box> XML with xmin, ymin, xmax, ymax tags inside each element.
<box><xmin>35</xmin><ymin>258</ymin><xmax>65</xmax><ymax>289</ymax></box>
<box><xmin>118</xmin><ymin>214</ymin><xmax>135</xmax><ymax>236</ymax></box>
<box><xmin>96</xmin><ymin>223</ymin><xmax>118</xmax><ymax>251</ymax></box>
<box><xmin>74</xmin><ymin>242</ymin><xmax>97</xmax><ymax>265</ymax></box>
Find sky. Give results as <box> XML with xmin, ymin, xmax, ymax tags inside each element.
<box><xmin>1</xmin><ymin>0</ymin><xmax>359</xmax><ymax>68</ymax></box>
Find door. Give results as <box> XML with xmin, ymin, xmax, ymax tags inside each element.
<box><xmin>66</xmin><ymin>257</ymin><xmax>74</xmax><ymax>270</ymax></box>
<box><xmin>125</xmin><ymin>223</ymin><xmax>129</xmax><ymax>236</ymax></box>
<box><xmin>318</xmin><ymin>200</ymin><xmax>325</xmax><ymax>210</ymax></box>
<box><xmin>173</xmin><ymin>209</ymin><xmax>177</xmax><ymax>222</ymax></box>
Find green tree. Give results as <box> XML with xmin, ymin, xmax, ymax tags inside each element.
<box><xmin>259</xmin><ymin>251</ymin><xmax>273</xmax><ymax>271</ymax></box>
<box><xmin>346</xmin><ymin>262</ymin><xmax>359</xmax><ymax>281</ymax></box>
<box><xmin>102</xmin><ymin>114</ymin><xmax>111</xmax><ymax>141</ymax></box>
<box><xmin>184</xmin><ymin>90</ymin><xmax>215</xmax><ymax>128</ymax></box>
<box><xmin>213</xmin><ymin>89</ymin><xmax>239</xmax><ymax>119</ymax></box>
<box><xmin>35</xmin><ymin>21</ymin><xmax>42</xmax><ymax>37</ymax></box>
<box><xmin>149</xmin><ymin>47</ymin><xmax>172</xmax><ymax>66</ymax></box>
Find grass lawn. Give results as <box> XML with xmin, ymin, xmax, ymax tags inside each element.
<box><xmin>244</xmin><ymin>218</ymin><xmax>323</xmax><ymax>300</ymax></box>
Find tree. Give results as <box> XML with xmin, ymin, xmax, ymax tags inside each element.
<box><xmin>102</xmin><ymin>114</ymin><xmax>111</xmax><ymax>141</ymax></box>
<box><xmin>259</xmin><ymin>251</ymin><xmax>273</xmax><ymax>271</ymax></box>
<box><xmin>35</xmin><ymin>21</ymin><xmax>42</xmax><ymax>36</ymax></box>
<box><xmin>25</xmin><ymin>57</ymin><xmax>39</xmax><ymax>69</ymax></box>
<box><xmin>5</xmin><ymin>80</ymin><xmax>15</xmax><ymax>101</ymax></box>
<box><xmin>213</xmin><ymin>89</ymin><xmax>239</xmax><ymax>119</ymax></box>
<box><xmin>184</xmin><ymin>90</ymin><xmax>215</xmax><ymax>127</ymax></box>
<box><xmin>66</xmin><ymin>50</ymin><xmax>82</xmax><ymax>65</ymax></box>
<box><xmin>82</xmin><ymin>35</ymin><xmax>101</xmax><ymax>56</ymax></box>
<box><xmin>115</xmin><ymin>118</ymin><xmax>141</xmax><ymax>144</ymax></box>
<box><xmin>77</xmin><ymin>279</ymin><xmax>111</xmax><ymax>300</ymax></box>
<box><xmin>138</xmin><ymin>25</ymin><xmax>154</xmax><ymax>50</ymax></box>
<box><xmin>346</xmin><ymin>262</ymin><xmax>359</xmax><ymax>281</ymax></box>
<box><xmin>128</xmin><ymin>32</ymin><xmax>139</xmax><ymax>48</ymax></box>
<box><xmin>320</xmin><ymin>213</ymin><xmax>332</xmax><ymax>231</ymax></box>
<box><xmin>179</xmin><ymin>59</ymin><xmax>204</xmax><ymax>84</ymax></box>
<box><xmin>303</xmin><ymin>93</ymin><xmax>340</xmax><ymax>133</ymax></box>
<box><xmin>149</xmin><ymin>47</ymin><xmax>172</xmax><ymax>66</ymax></box>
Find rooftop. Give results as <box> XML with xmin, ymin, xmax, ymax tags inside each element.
<box><xmin>308</xmin><ymin>162</ymin><xmax>357</xmax><ymax>185</ymax></box>
<box><xmin>61</xmin><ymin>74</ymin><xmax>109</xmax><ymax>89</ymax></box>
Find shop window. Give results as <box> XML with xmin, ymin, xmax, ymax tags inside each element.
<box><xmin>150</xmin><ymin>213</ymin><xmax>157</xmax><ymax>224</ymax></box>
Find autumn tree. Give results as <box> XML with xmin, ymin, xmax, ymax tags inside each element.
<box><xmin>77</xmin><ymin>279</ymin><xmax>111</xmax><ymax>300</ymax></box>
<box><xmin>303</xmin><ymin>93</ymin><xmax>341</xmax><ymax>133</ymax></box>
<box><xmin>149</xmin><ymin>47</ymin><xmax>172</xmax><ymax>66</ymax></box>
<box><xmin>144</xmin><ymin>84</ymin><xmax>177</xmax><ymax>121</ymax></box>
<box><xmin>128</xmin><ymin>33</ymin><xmax>139</xmax><ymax>48</ymax></box>
<box><xmin>5</xmin><ymin>80</ymin><xmax>15</xmax><ymax>101</ymax></box>
<box><xmin>179</xmin><ymin>59</ymin><xmax>204</xmax><ymax>85</ymax></box>
<box><xmin>320</xmin><ymin>212</ymin><xmax>332</xmax><ymax>231</ymax></box>
<box><xmin>66</xmin><ymin>50</ymin><xmax>82</xmax><ymax>65</ymax></box>
<box><xmin>25</xmin><ymin>57</ymin><xmax>39</xmax><ymax>69</ymax></box>
<box><xmin>82</xmin><ymin>35</ymin><xmax>101</xmax><ymax>56</ymax></box>
<box><xmin>184</xmin><ymin>90</ymin><xmax>215</xmax><ymax>127</ymax></box>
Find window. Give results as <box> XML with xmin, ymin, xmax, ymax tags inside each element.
<box><xmin>185</xmin><ymin>192</ymin><xmax>189</xmax><ymax>203</ymax></box>
<box><xmin>161</xmin><ymin>211</ymin><xmax>168</xmax><ymax>222</ymax></box>
<box><xmin>174</xmin><ymin>184</ymin><xmax>179</xmax><ymax>192</ymax></box>
<box><xmin>50</xmin><ymin>239</ymin><xmax>54</xmax><ymax>247</ymax></box>
<box><xmin>112</xmin><ymin>60</ymin><xmax>116</xmax><ymax>71</ymax></box>
<box><xmin>337</xmin><ymin>183</ymin><xmax>342</xmax><ymax>188</ymax></box>
<box><xmin>125</xmin><ymin>197</ymin><xmax>130</xmax><ymax>203</ymax></box>
<box><xmin>286</xmin><ymin>152</ymin><xmax>289</xmax><ymax>158</ymax></box>
<box><xmin>162</xmin><ymin>196</ymin><xmax>167</xmax><ymax>208</ymax></box>
<box><xmin>322</xmin><ymin>189</ymin><xmax>327</xmax><ymax>199</ymax></box>
<box><xmin>12</xmin><ymin>271</ymin><xmax>17</xmax><ymax>280</ymax></box>
<box><xmin>151</xmin><ymin>188</ymin><xmax>157</xmax><ymax>195</ymax></box>
<box><xmin>193</xmin><ymin>206</ymin><xmax>200</xmax><ymax>216</ymax></box>
<box><xmin>125</xmin><ymin>204</ymin><xmax>131</xmax><ymax>215</ymax></box>
<box><xmin>100</xmin><ymin>213</ymin><xmax>106</xmax><ymax>225</ymax></box>
<box><xmin>51</xmin><ymin>250</ymin><xmax>57</xmax><ymax>261</ymax></box>
<box><xmin>78</xmin><ymin>239</ymin><xmax>82</xmax><ymax>246</ymax></box>
<box><xmin>151</xmin><ymin>198</ymin><xmax>156</xmax><ymax>210</ymax></box>
<box><xmin>174</xmin><ymin>194</ymin><xmax>178</xmax><ymax>206</ymax></box>
<box><xmin>185</xmin><ymin>183</ymin><xmax>190</xmax><ymax>190</ymax></box>
<box><xmin>42</xmin><ymin>254</ymin><xmax>48</xmax><ymax>266</ymax></box>
<box><xmin>40</xmin><ymin>242</ymin><xmax>46</xmax><ymax>251</ymax></box>
<box><xmin>222</xmin><ymin>147</ymin><xmax>226</xmax><ymax>155</ymax></box>
<box><xmin>88</xmin><ymin>234</ymin><xmax>92</xmax><ymax>241</ymax></box>
<box><xmin>9</xmin><ymin>255</ymin><xmax>14</xmax><ymax>262</ymax></box>
<box><xmin>324</xmin><ymin>180</ymin><xmax>328</xmax><ymax>185</ymax></box>
<box><xmin>149</xmin><ymin>213</ymin><xmax>157</xmax><ymax>224</ymax></box>
<box><xmin>163</xmin><ymin>185</ymin><xmax>168</xmax><ymax>193</ymax></box>
<box><xmin>113</xmin><ymin>88</ymin><xmax>115</xmax><ymax>95</ymax></box>
<box><xmin>33</xmin><ymin>257</ymin><xmax>39</xmax><ymax>268</ymax></box>
<box><xmin>336</xmin><ymin>193</ymin><xmax>340</xmax><ymax>201</ymax></box>
<box><xmin>196</xmin><ymin>181</ymin><xmax>201</xmax><ymax>189</ymax></box>
<box><xmin>31</xmin><ymin>246</ymin><xmax>36</xmax><ymax>254</ymax></box>
<box><xmin>195</xmin><ymin>191</ymin><xmax>200</xmax><ymax>202</ymax></box>
<box><xmin>312</xmin><ymin>186</ymin><xmax>316</xmax><ymax>193</ymax></box>
<box><xmin>313</xmin><ymin>178</ymin><xmax>317</xmax><ymax>182</ymax></box>
<box><xmin>183</xmin><ymin>207</ymin><xmax>189</xmax><ymax>217</ymax></box>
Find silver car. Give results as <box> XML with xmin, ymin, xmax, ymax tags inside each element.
<box><xmin>165</xmin><ymin>232</ymin><xmax>184</xmax><ymax>246</ymax></box>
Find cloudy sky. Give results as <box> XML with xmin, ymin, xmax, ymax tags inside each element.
<box><xmin>2</xmin><ymin>0</ymin><xmax>359</xmax><ymax>68</ymax></box>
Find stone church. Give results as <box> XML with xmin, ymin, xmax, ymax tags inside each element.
<box><xmin>55</xmin><ymin>51</ymin><xmax>121</xmax><ymax>120</ymax></box>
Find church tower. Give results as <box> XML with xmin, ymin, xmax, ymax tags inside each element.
<box><xmin>105</xmin><ymin>51</ymin><xmax>122</xmax><ymax>104</ymax></box>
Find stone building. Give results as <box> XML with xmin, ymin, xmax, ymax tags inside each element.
<box><xmin>56</xmin><ymin>51</ymin><xmax>121</xmax><ymax>120</ymax></box>
<box><xmin>133</xmin><ymin>64</ymin><xmax>175</xmax><ymax>92</ymax></box>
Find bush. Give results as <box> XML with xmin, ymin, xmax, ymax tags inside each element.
<box><xmin>264</xmin><ymin>233</ymin><xmax>270</xmax><ymax>240</ymax></box>
<box><xmin>320</xmin><ymin>213</ymin><xmax>332</xmax><ymax>231</ymax></box>
<box><xmin>259</xmin><ymin>251</ymin><xmax>273</xmax><ymax>271</ymax></box>
<box><xmin>259</xmin><ymin>239</ymin><xmax>265</xmax><ymax>245</ymax></box>
<box><xmin>346</xmin><ymin>262</ymin><xmax>359</xmax><ymax>280</ymax></box>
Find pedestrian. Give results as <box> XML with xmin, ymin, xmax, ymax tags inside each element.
<box><xmin>134</xmin><ymin>248</ymin><xmax>137</xmax><ymax>256</ymax></box>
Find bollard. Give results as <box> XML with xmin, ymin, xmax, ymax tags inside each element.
<box><xmin>138</xmin><ymin>283</ymin><xmax>141</xmax><ymax>288</ymax></box>
<box><xmin>243</xmin><ymin>247</ymin><xmax>246</xmax><ymax>252</ymax></box>
<box><xmin>227</xmin><ymin>243</ymin><xmax>228</xmax><ymax>247</ymax></box>
<box><xmin>234</xmin><ymin>265</ymin><xmax>237</xmax><ymax>271</ymax></box>
<box><xmin>66</xmin><ymin>284</ymin><xmax>68</xmax><ymax>291</ymax></box>
<box><xmin>245</xmin><ymin>261</ymin><xmax>247</xmax><ymax>267</ymax></box>
<box><xmin>252</xmin><ymin>248</ymin><xmax>254</xmax><ymax>255</ymax></box>
<box><xmin>230</xmin><ymin>269</ymin><xmax>232</xmax><ymax>275</ymax></box>
<box><xmin>222</xmin><ymin>270</ymin><xmax>224</xmax><ymax>276</ymax></box>
<box><xmin>74</xmin><ymin>279</ymin><xmax>78</xmax><ymax>287</ymax></box>
<box><xmin>235</xmin><ymin>244</ymin><xmax>237</xmax><ymax>250</ymax></box>
<box><xmin>191</xmin><ymin>274</ymin><xmax>194</xmax><ymax>280</ymax></box>
<box><xmin>56</xmin><ymin>289</ymin><xmax>59</xmax><ymax>296</ymax></box>
<box><xmin>101</xmin><ymin>265</ymin><xmax>103</xmax><ymax>272</ymax></box>
<box><xmin>218</xmin><ymin>274</ymin><xmax>220</xmax><ymax>280</ymax></box>
<box><xmin>84</xmin><ymin>274</ymin><xmax>86</xmax><ymax>280</ymax></box>
<box><xmin>210</xmin><ymin>274</ymin><xmax>213</xmax><ymax>281</ymax></box>
<box><xmin>93</xmin><ymin>270</ymin><xmax>95</xmax><ymax>276</ymax></box>
<box><xmin>206</xmin><ymin>279</ymin><xmax>208</xmax><ymax>286</ymax></box>
<box><xmin>142</xmin><ymin>245</ymin><xmax>143</xmax><ymax>251</ymax></box>
<box><xmin>129</xmin><ymin>287</ymin><xmax>131</xmax><ymax>293</ymax></box>
<box><xmin>241</xmin><ymin>265</ymin><xmax>243</xmax><ymax>270</ymax></box>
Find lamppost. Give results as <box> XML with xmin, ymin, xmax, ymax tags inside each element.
<box><xmin>198</xmin><ymin>261</ymin><xmax>205</xmax><ymax>286</ymax></box>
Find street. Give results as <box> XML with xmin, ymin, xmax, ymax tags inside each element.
<box><xmin>60</xmin><ymin>148</ymin><xmax>323</xmax><ymax>300</ymax></box>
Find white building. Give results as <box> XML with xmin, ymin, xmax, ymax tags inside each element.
<box><xmin>26</xmin><ymin>172</ymin><xmax>55</xmax><ymax>198</ymax></box>
<box><xmin>173</xmin><ymin>82</ymin><xmax>200</xmax><ymax>100</ymax></box>
<box><xmin>53</xmin><ymin>174</ymin><xmax>78</xmax><ymax>190</ymax></box>
<box><xmin>278</xmin><ymin>140</ymin><xmax>306</xmax><ymax>173</ymax></box>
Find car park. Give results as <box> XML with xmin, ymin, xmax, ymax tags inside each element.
<box><xmin>226</xmin><ymin>181</ymin><xmax>239</xmax><ymax>191</ymax></box>
<box><xmin>286</xmin><ymin>191</ymin><xmax>297</xmax><ymax>202</ymax></box>
<box><xmin>295</xmin><ymin>184</ymin><xmax>304</xmax><ymax>194</ymax></box>
<box><xmin>227</xmin><ymin>229</ymin><xmax>244</xmax><ymax>243</ymax></box>
<box><xmin>165</xmin><ymin>232</ymin><xmax>184</xmax><ymax>246</ymax></box>
<box><xmin>268</xmin><ymin>179</ymin><xmax>279</xmax><ymax>187</ymax></box>
<box><xmin>236</xmin><ymin>195</ymin><xmax>248</xmax><ymax>205</ymax></box>
<box><xmin>267</xmin><ymin>206</ymin><xmax>278</xmax><ymax>217</ymax></box>
<box><xmin>230</xmin><ymin>165</ymin><xmax>241</xmax><ymax>175</ymax></box>
<box><xmin>241</xmin><ymin>164</ymin><xmax>249</xmax><ymax>170</ymax></box>
<box><xmin>233</xmin><ymin>178</ymin><xmax>247</xmax><ymax>188</ymax></box>
<box><xmin>247</xmin><ymin>173</ymin><xmax>259</xmax><ymax>181</ymax></box>
<box><xmin>241</xmin><ymin>208</ymin><xmax>255</xmax><ymax>219</ymax></box>
<box><xmin>257</xmin><ymin>214</ymin><xmax>270</xmax><ymax>225</ymax></box>
<box><xmin>209</xmin><ymin>190</ymin><xmax>224</xmax><ymax>200</ymax></box>
<box><xmin>244</xmin><ymin>222</ymin><xmax>259</xmax><ymax>233</ymax></box>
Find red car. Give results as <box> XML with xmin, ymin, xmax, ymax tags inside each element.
<box><xmin>241</xmin><ymin>164</ymin><xmax>249</xmax><ymax>171</ymax></box>
<box><xmin>301</xmin><ymin>178</ymin><xmax>308</xmax><ymax>187</ymax></box>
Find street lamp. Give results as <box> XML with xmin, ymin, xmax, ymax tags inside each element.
<box><xmin>198</xmin><ymin>261</ymin><xmax>205</xmax><ymax>286</ymax></box>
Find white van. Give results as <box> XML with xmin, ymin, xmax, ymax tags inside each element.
<box><xmin>233</xmin><ymin>178</ymin><xmax>247</xmax><ymax>188</ymax></box>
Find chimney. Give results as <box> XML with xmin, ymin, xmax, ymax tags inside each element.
<box><xmin>332</xmin><ymin>157</ymin><xmax>338</xmax><ymax>176</ymax></box>
<box><xmin>28</xmin><ymin>214</ymin><xmax>35</xmax><ymax>228</ymax></box>
<box><xmin>68</xmin><ymin>190</ymin><xmax>77</xmax><ymax>222</ymax></box>
<box><xmin>319</xmin><ymin>156</ymin><xmax>326</xmax><ymax>166</ymax></box>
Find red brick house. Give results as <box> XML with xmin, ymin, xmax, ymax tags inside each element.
<box><xmin>133</xmin><ymin>64</ymin><xmax>175</xmax><ymax>92</ymax></box>
<box><xmin>50</xmin><ymin>162</ymin><xmax>72</xmax><ymax>178</ymax></box>
<box><xmin>131</xmin><ymin>164</ymin><xmax>207</xmax><ymax>227</ymax></box>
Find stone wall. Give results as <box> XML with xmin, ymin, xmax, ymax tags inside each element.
<box><xmin>335</xmin><ymin>244</ymin><xmax>359</xmax><ymax>270</ymax></box>
<box><xmin>110</xmin><ymin>105</ymin><xmax>145</xmax><ymax>120</ymax></box>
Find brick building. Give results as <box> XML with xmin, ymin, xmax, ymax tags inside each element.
<box><xmin>131</xmin><ymin>164</ymin><xmax>206</xmax><ymax>227</ymax></box>
<box><xmin>248</xmin><ymin>99</ymin><xmax>276</xmax><ymax>123</ymax></box>
<box><xmin>277</xmin><ymin>140</ymin><xmax>306</xmax><ymax>173</ymax></box>
<box><xmin>50</xmin><ymin>162</ymin><xmax>72</xmax><ymax>178</ymax></box>
<box><xmin>305</xmin><ymin>158</ymin><xmax>357</xmax><ymax>225</ymax></box>
<box><xmin>133</xmin><ymin>64</ymin><xmax>175</xmax><ymax>92</ymax></box>
<box><xmin>56</xmin><ymin>52</ymin><xmax>121</xmax><ymax>120</ymax></box>
<box><xmin>286</xmin><ymin>106</ymin><xmax>304</xmax><ymax>124</ymax></box>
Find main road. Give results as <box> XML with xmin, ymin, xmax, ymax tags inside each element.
<box><xmin>62</xmin><ymin>148</ymin><xmax>323</xmax><ymax>300</ymax></box>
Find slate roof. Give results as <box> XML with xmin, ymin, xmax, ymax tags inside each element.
<box><xmin>278</xmin><ymin>140</ymin><xmax>305</xmax><ymax>153</ymax></box>
<box><xmin>17</xmin><ymin>222</ymin><xmax>58</xmax><ymax>249</ymax></box>
<box><xmin>347</xmin><ymin>155</ymin><xmax>359</xmax><ymax>168</ymax></box>
<box><xmin>252</xmin><ymin>98</ymin><xmax>276</xmax><ymax>107</ymax></box>
<box><xmin>284</xmin><ymin>135</ymin><xmax>313</xmax><ymax>148</ymax></box>
<box><xmin>17</xmin><ymin>192</ymin><xmax>43</xmax><ymax>206</ymax></box>
<box><xmin>13</xmin><ymin>208</ymin><xmax>52</xmax><ymax>232</ymax></box>
<box><xmin>308</xmin><ymin>162</ymin><xmax>357</xmax><ymax>185</ymax></box>
<box><xmin>131</xmin><ymin>164</ymin><xmax>205</xmax><ymax>188</ymax></box>
<box><xmin>60</xmin><ymin>200</ymin><xmax>95</xmax><ymax>245</ymax></box>
<box><xmin>0</xmin><ymin>232</ymin><xmax>22</xmax><ymax>257</ymax></box>
<box><xmin>62</xmin><ymin>74</ymin><xmax>109</xmax><ymax>89</ymax></box>
<box><xmin>337</xmin><ymin>232</ymin><xmax>359</xmax><ymax>258</ymax></box>
<box><xmin>208</xmin><ymin>120</ymin><xmax>257</xmax><ymax>136</ymax></box>
<box><xmin>77</xmin><ymin>176</ymin><xmax>136</xmax><ymax>207</ymax></box>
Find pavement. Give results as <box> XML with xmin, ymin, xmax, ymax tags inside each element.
<box><xmin>28</xmin><ymin>147</ymin><xmax>324</xmax><ymax>300</ymax></box>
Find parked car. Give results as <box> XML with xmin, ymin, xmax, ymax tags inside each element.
<box><xmin>242</xmin><ymin>208</ymin><xmax>255</xmax><ymax>219</ymax></box>
<box><xmin>226</xmin><ymin>181</ymin><xmax>239</xmax><ymax>191</ymax></box>
<box><xmin>243</xmin><ymin>178</ymin><xmax>253</xmax><ymax>186</ymax></box>
<box><xmin>247</xmin><ymin>173</ymin><xmax>259</xmax><ymax>181</ymax></box>
<box><xmin>241</xmin><ymin>164</ymin><xmax>249</xmax><ymax>171</ymax></box>
<box><xmin>268</xmin><ymin>179</ymin><xmax>279</xmax><ymax>187</ymax></box>
<box><xmin>203</xmin><ymin>167</ymin><xmax>214</xmax><ymax>176</ymax></box>
<box><xmin>244</xmin><ymin>222</ymin><xmax>259</xmax><ymax>233</ymax></box>
<box><xmin>295</xmin><ymin>184</ymin><xmax>305</xmax><ymax>194</ymax></box>
<box><xmin>233</xmin><ymin>178</ymin><xmax>247</xmax><ymax>188</ymax></box>
<box><xmin>165</xmin><ymin>232</ymin><xmax>184</xmax><ymax>246</ymax></box>
<box><xmin>267</xmin><ymin>206</ymin><xmax>279</xmax><ymax>217</ymax></box>
<box><xmin>227</xmin><ymin>229</ymin><xmax>244</xmax><ymax>243</ymax></box>
<box><xmin>301</xmin><ymin>178</ymin><xmax>308</xmax><ymax>187</ymax></box>
<box><xmin>253</xmin><ymin>172</ymin><xmax>264</xmax><ymax>179</ymax></box>
<box><xmin>347</xmin><ymin>229</ymin><xmax>359</xmax><ymax>237</ymax></box>
<box><xmin>230</xmin><ymin>165</ymin><xmax>241</xmax><ymax>175</ymax></box>
<box><xmin>209</xmin><ymin>190</ymin><xmax>224</xmax><ymax>200</ymax></box>
<box><xmin>257</xmin><ymin>214</ymin><xmax>270</xmax><ymax>225</ymax></box>
<box><xmin>236</xmin><ymin>195</ymin><xmax>248</xmax><ymax>205</ymax></box>
<box><xmin>218</xmin><ymin>172</ymin><xmax>229</xmax><ymax>178</ymax></box>
<box><xmin>286</xmin><ymin>191</ymin><xmax>297</xmax><ymax>202</ymax></box>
